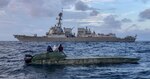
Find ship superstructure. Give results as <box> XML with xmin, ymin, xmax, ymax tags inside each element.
<box><xmin>14</xmin><ymin>12</ymin><xmax>136</xmax><ymax>42</ymax></box>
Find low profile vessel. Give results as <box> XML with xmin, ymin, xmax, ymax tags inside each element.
<box><xmin>24</xmin><ymin>52</ymin><xmax>140</xmax><ymax>65</ymax></box>
<box><xmin>14</xmin><ymin>12</ymin><xmax>136</xmax><ymax>42</ymax></box>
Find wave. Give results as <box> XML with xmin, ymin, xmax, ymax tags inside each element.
<box><xmin>136</xmin><ymin>49</ymin><xmax>150</xmax><ymax>53</ymax></box>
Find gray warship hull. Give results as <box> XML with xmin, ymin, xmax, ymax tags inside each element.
<box><xmin>14</xmin><ymin>35</ymin><xmax>136</xmax><ymax>42</ymax></box>
<box><xmin>13</xmin><ymin>12</ymin><xmax>136</xmax><ymax>42</ymax></box>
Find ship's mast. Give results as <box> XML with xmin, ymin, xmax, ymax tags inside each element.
<box><xmin>57</xmin><ymin>11</ymin><xmax>63</xmax><ymax>27</ymax></box>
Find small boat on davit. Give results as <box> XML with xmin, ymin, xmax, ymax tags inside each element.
<box><xmin>24</xmin><ymin>52</ymin><xmax>140</xmax><ymax>65</ymax></box>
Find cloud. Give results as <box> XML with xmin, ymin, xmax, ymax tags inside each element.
<box><xmin>90</xmin><ymin>10</ymin><xmax>99</xmax><ymax>16</ymax></box>
<box><xmin>0</xmin><ymin>10</ymin><xmax>6</xmax><ymax>16</ymax></box>
<box><xmin>135</xmin><ymin>0</ymin><xmax>149</xmax><ymax>3</ymax></box>
<box><xmin>0</xmin><ymin>0</ymin><xmax>99</xmax><ymax>17</ymax></box>
<box><xmin>139</xmin><ymin>0</ymin><xmax>149</xmax><ymax>3</ymax></box>
<box><xmin>75</xmin><ymin>1</ymin><xmax>90</xmax><ymax>11</ymax></box>
<box><xmin>138</xmin><ymin>19</ymin><xmax>145</xmax><ymax>22</ymax></box>
<box><xmin>0</xmin><ymin>0</ymin><xmax>9</xmax><ymax>8</ymax></box>
<box><xmin>82</xmin><ymin>0</ymin><xmax>115</xmax><ymax>3</ymax></box>
<box><xmin>63</xmin><ymin>11</ymin><xmax>89</xmax><ymax>19</ymax></box>
<box><xmin>74</xmin><ymin>0</ymin><xmax>100</xmax><ymax>14</ymax></box>
<box><xmin>139</xmin><ymin>8</ymin><xmax>150</xmax><ymax>20</ymax></box>
<box><xmin>61</xmin><ymin>0</ymin><xmax>77</xmax><ymax>5</ymax></box>
<box><xmin>141</xmin><ymin>0</ymin><xmax>149</xmax><ymax>3</ymax></box>
<box><xmin>19</xmin><ymin>0</ymin><xmax>63</xmax><ymax>17</ymax></box>
<box><xmin>100</xmin><ymin>15</ymin><xmax>122</xmax><ymax>29</ymax></box>
<box><xmin>124</xmin><ymin>24</ymin><xmax>138</xmax><ymax>32</ymax></box>
<box><xmin>20</xmin><ymin>0</ymin><xmax>93</xmax><ymax>17</ymax></box>
<box><xmin>68</xmin><ymin>14</ymin><xmax>123</xmax><ymax>32</ymax></box>
<box><xmin>121</xmin><ymin>18</ymin><xmax>132</xmax><ymax>23</ymax></box>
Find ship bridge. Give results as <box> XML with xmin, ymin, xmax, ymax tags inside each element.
<box><xmin>46</xmin><ymin>12</ymin><xmax>74</xmax><ymax>38</ymax></box>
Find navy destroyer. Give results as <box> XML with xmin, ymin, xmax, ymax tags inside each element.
<box><xmin>14</xmin><ymin>12</ymin><xmax>136</xmax><ymax>42</ymax></box>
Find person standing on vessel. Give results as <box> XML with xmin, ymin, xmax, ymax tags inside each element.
<box><xmin>58</xmin><ymin>44</ymin><xmax>66</xmax><ymax>57</ymax></box>
<box><xmin>47</xmin><ymin>45</ymin><xmax>53</xmax><ymax>53</ymax></box>
<box><xmin>58</xmin><ymin>44</ymin><xmax>63</xmax><ymax>52</ymax></box>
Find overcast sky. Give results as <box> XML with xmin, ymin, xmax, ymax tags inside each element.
<box><xmin>0</xmin><ymin>0</ymin><xmax>150</xmax><ymax>41</ymax></box>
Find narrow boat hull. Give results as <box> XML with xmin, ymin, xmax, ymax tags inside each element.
<box><xmin>29</xmin><ymin>57</ymin><xmax>139</xmax><ymax>65</ymax></box>
<box><xmin>25</xmin><ymin>52</ymin><xmax>140</xmax><ymax>65</ymax></box>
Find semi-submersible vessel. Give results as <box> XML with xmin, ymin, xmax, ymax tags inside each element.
<box><xmin>14</xmin><ymin>12</ymin><xmax>136</xmax><ymax>42</ymax></box>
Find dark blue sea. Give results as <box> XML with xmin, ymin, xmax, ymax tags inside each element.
<box><xmin>0</xmin><ymin>41</ymin><xmax>150</xmax><ymax>79</ymax></box>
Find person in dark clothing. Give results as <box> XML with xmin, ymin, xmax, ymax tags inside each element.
<box><xmin>58</xmin><ymin>44</ymin><xmax>67</xmax><ymax>57</ymax></box>
<box><xmin>47</xmin><ymin>45</ymin><xmax>53</xmax><ymax>53</ymax></box>
<box><xmin>58</xmin><ymin>44</ymin><xmax>63</xmax><ymax>52</ymax></box>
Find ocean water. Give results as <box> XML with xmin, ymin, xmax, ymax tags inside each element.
<box><xmin>0</xmin><ymin>41</ymin><xmax>150</xmax><ymax>79</ymax></box>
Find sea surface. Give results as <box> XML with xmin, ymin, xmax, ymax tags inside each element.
<box><xmin>0</xmin><ymin>41</ymin><xmax>150</xmax><ymax>79</ymax></box>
